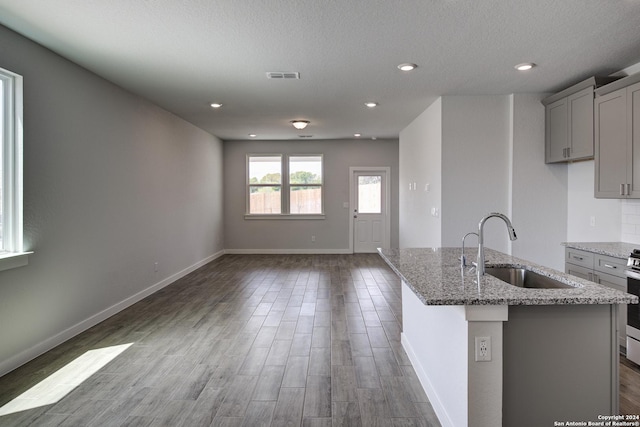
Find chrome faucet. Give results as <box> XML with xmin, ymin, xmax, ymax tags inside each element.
<box><xmin>461</xmin><ymin>232</ymin><xmax>478</xmax><ymax>268</ymax></box>
<box><xmin>477</xmin><ymin>212</ymin><xmax>517</xmax><ymax>276</ymax></box>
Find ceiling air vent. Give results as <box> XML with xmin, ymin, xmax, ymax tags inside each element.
<box><xmin>266</xmin><ymin>72</ymin><xmax>300</xmax><ymax>79</ymax></box>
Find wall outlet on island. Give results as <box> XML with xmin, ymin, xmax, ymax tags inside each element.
<box><xmin>475</xmin><ymin>336</ymin><xmax>491</xmax><ymax>362</ymax></box>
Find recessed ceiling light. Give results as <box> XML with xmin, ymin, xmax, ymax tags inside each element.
<box><xmin>364</xmin><ymin>102</ymin><xmax>378</xmax><ymax>108</ymax></box>
<box><xmin>354</xmin><ymin>133</ymin><xmax>362</xmax><ymax>137</ymax></box>
<box><xmin>397</xmin><ymin>63</ymin><xmax>417</xmax><ymax>72</ymax></box>
<box><xmin>371</xmin><ymin>137</ymin><xmax>377</xmax><ymax>140</ymax></box>
<box><xmin>210</xmin><ymin>103</ymin><xmax>223</xmax><ymax>108</ymax></box>
<box><xmin>291</xmin><ymin>120</ymin><xmax>310</xmax><ymax>130</ymax></box>
<box><xmin>249</xmin><ymin>134</ymin><xmax>257</xmax><ymax>138</ymax></box>
<box><xmin>514</xmin><ymin>63</ymin><xmax>536</xmax><ymax>71</ymax></box>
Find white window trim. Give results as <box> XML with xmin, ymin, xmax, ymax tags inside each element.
<box><xmin>245</xmin><ymin>153</ymin><xmax>325</xmax><ymax>218</ymax></box>
<box><xmin>0</xmin><ymin>66</ymin><xmax>30</xmax><ymax>272</ymax></box>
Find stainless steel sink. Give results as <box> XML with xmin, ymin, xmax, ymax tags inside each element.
<box><xmin>485</xmin><ymin>266</ymin><xmax>575</xmax><ymax>289</ymax></box>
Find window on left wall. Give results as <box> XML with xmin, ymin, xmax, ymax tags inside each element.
<box><xmin>0</xmin><ymin>66</ymin><xmax>28</xmax><ymax>271</ymax></box>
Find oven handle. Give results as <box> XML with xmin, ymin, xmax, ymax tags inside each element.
<box><xmin>625</xmin><ymin>269</ymin><xmax>640</xmax><ymax>281</ymax></box>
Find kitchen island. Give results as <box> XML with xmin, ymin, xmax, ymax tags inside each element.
<box><xmin>378</xmin><ymin>247</ymin><xmax>638</xmax><ymax>427</ymax></box>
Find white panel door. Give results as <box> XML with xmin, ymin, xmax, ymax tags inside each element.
<box><xmin>353</xmin><ymin>171</ymin><xmax>387</xmax><ymax>253</ymax></box>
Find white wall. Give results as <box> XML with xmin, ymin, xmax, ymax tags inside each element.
<box><xmin>399</xmin><ymin>98</ymin><xmax>442</xmax><ymax>248</ymax></box>
<box><xmin>567</xmin><ymin>161</ymin><xmax>621</xmax><ymax>241</ymax></box>
<box><xmin>510</xmin><ymin>94</ymin><xmax>567</xmax><ymax>271</ymax></box>
<box><xmin>402</xmin><ymin>285</ymin><xmax>468</xmax><ymax>427</ymax></box>
<box><xmin>223</xmin><ymin>139</ymin><xmax>399</xmax><ymax>252</ymax></box>
<box><xmin>0</xmin><ymin>24</ymin><xmax>224</xmax><ymax>375</ymax></box>
<box><xmin>622</xmin><ymin>200</ymin><xmax>640</xmax><ymax>244</ymax></box>
<box><xmin>441</xmin><ymin>96</ymin><xmax>512</xmax><ymax>253</ymax></box>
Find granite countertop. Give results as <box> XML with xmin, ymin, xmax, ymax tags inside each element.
<box><xmin>562</xmin><ymin>241</ymin><xmax>638</xmax><ymax>259</ymax></box>
<box><xmin>378</xmin><ymin>247</ymin><xmax>638</xmax><ymax>306</ymax></box>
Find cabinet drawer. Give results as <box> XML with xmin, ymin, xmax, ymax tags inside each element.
<box><xmin>594</xmin><ymin>254</ymin><xmax>627</xmax><ymax>278</ymax></box>
<box><xmin>565</xmin><ymin>263</ymin><xmax>592</xmax><ymax>281</ymax></box>
<box><xmin>594</xmin><ymin>270</ymin><xmax>626</xmax><ymax>291</ymax></box>
<box><xmin>565</xmin><ymin>248</ymin><xmax>594</xmax><ymax>269</ymax></box>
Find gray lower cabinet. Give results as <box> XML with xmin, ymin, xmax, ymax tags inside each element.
<box><xmin>565</xmin><ymin>248</ymin><xmax>627</xmax><ymax>348</ymax></box>
<box><xmin>595</xmin><ymin>80</ymin><xmax>640</xmax><ymax>198</ymax></box>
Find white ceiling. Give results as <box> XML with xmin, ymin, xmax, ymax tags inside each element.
<box><xmin>1</xmin><ymin>0</ymin><xmax>639</xmax><ymax>141</ymax></box>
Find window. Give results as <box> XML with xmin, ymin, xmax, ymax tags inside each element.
<box><xmin>247</xmin><ymin>154</ymin><xmax>323</xmax><ymax>217</ymax></box>
<box><xmin>289</xmin><ymin>155</ymin><xmax>322</xmax><ymax>214</ymax></box>
<box><xmin>248</xmin><ymin>155</ymin><xmax>282</xmax><ymax>214</ymax></box>
<box><xmin>0</xmin><ymin>66</ymin><xmax>27</xmax><ymax>270</ymax></box>
<box><xmin>357</xmin><ymin>175</ymin><xmax>381</xmax><ymax>214</ymax></box>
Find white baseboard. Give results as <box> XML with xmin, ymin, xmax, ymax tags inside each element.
<box><xmin>224</xmin><ymin>248</ymin><xmax>352</xmax><ymax>255</ymax></box>
<box><xmin>0</xmin><ymin>250</ymin><xmax>225</xmax><ymax>378</ymax></box>
<box><xmin>401</xmin><ymin>332</ymin><xmax>451</xmax><ymax>427</ymax></box>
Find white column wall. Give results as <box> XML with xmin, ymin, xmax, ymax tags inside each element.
<box><xmin>398</xmin><ymin>99</ymin><xmax>442</xmax><ymax>248</ymax></box>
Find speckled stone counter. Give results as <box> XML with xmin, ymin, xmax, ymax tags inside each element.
<box><xmin>562</xmin><ymin>241</ymin><xmax>638</xmax><ymax>259</ymax></box>
<box><xmin>377</xmin><ymin>247</ymin><xmax>638</xmax><ymax>306</ymax></box>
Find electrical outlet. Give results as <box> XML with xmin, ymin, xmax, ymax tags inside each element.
<box><xmin>475</xmin><ymin>336</ymin><xmax>491</xmax><ymax>362</ymax></box>
<box><xmin>311</xmin><ymin>235</ymin><xmax>316</xmax><ymax>242</ymax></box>
<box><xmin>154</xmin><ymin>262</ymin><xmax>159</xmax><ymax>273</ymax></box>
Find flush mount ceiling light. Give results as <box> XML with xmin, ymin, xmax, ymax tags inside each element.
<box><xmin>354</xmin><ymin>133</ymin><xmax>362</xmax><ymax>137</ymax></box>
<box><xmin>397</xmin><ymin>63</ymin><xmax>417</xmax><ymax>71</ymax></box>
<box><xmin>514</xmin><ymin>62</ymin><xmax>536</xmax><ymax>71</ymax></box>
<box><xmin>210</xmin><ymin>103</ymin><xmax>223</xmax><ymax>108</ymax></box>
<box><xmin>291</xmin><ymin>120</ymin><xmax>310</xmax><ymax>130</ymax></box>
<box><xmin>249</xmin><ymin>134</ymin><xmax>257</xmax><ymax>138</ymax></box>
<box><xmin>364</xmin><ymin>102</ymin><xmax>378</xmax><ymax>108</ymax></box>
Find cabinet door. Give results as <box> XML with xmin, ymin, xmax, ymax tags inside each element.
<box><xmin>568</xmin><ymin>87</ymin><xmax>594</xmax><ymax>160</ymax></box>
<box><xmin>594</xmin><ymin>271</ymin><xmax>627</xmax><ymax>348</ymax></box>
<box><xmin>545</xmin><ymin>98</ymin><xmax>568</xmax><ymax>163</ymax></box>
<box><xmin>629</xmin><ymin>82</ymin><xmax>640</xmax><ymax>198</ymax></box>
<box><xmin>595</xmin><ymin>88</ymin><xmax>628</xmax><ymax>198</ymax></box>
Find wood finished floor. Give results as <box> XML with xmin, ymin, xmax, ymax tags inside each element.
<box><xmin>0</xmin><ymin>254</ymin><xmax>441</xmax><ymax>427</ymax></box>
<box><xmin>0</xmin><ymin>253</ymin><xmax>638</xmax><ymax>426</ymax></box>
<box><xmin>620</xmin><ymin>354</ymin><xmax>640</xmax><ymax>415</ymax></box>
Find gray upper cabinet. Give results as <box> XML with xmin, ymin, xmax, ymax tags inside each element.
<box><xmin>543</xmin><ymin>77</ymin><xmax>616</xmax><ymax>164</ymax></box>
<box><xmin>545</xmin><ymin>87</ymin><xmax>593</xmax><ymax>163</ymax></box>
<box><xmin>595</xmin><ymin>76</ymin><xmax>640</xmax><ymax>198</ymax></box>
<box><xmin>545</xmin><ymin>97</ymin><xmax>569</xmax><ymax>163</ymax></box>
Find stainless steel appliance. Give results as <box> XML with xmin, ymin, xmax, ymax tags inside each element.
<box><xmin>625</xmin><ymin>250</ymin><xmax>640</xmax><ymax>364</ymax></box>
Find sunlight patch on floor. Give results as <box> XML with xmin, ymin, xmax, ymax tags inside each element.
<box><xmin>0</xmin><ymin>343</ymin><xmax>133</xmax><ymax>416</ymax></box>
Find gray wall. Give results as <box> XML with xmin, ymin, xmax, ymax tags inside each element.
<box><xmin>441</xmin><ymin>96</ymin><xmax>512</xmax><ymax>253</ymax></box>
<box><xmin>0</xmin><ymin>24</ymin><xmax>224</xmax><ymax>375</ymax></box>
<box><xmin>399</xmin><ymin>94</ymin><xmax>569</xmax><ymax>270</ymax></box>
<box><xmin>511</xmin><ymin>94</ymin><xmax>567</xmax><ymax>270</ymax></box>
<box><xmin>223</xmin><ymin>139</ymin><xmax>399</xmax><ymax>252</ymax></box>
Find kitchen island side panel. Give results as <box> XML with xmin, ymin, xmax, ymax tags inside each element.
<box><xmin>401</xmin><ymin>282</ymin><xmax>469</xmax><ymax>427</ymax></box>
<box><xmin>503</xmin><ymin>304</ymin><xmax>618</xmax><ymax>426</ymax></box>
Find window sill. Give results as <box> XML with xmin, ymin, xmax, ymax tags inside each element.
<box><xmin>0</xmin><ymin>251</ymin><xmax>32</xmax><ymax>272</ymax></box>
<box><xmin>244</xmin><ymin>214</ymin><xmax>326</xmax><ymax>220</ymax></box>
